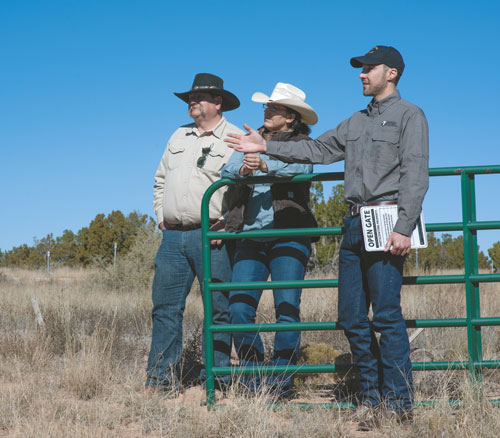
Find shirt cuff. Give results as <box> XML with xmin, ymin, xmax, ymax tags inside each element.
<box><xmin>155</xmin><ymin>211</ymin><xmax>163</xmax><ymax>225</ymax></box>
<box><xmin>393</xmin><ymin>220</ymin><xmax>412</xmax><ymax>237</ymax></box>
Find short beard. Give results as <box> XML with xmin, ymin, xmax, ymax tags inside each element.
<box><xmin>363</xmin><ymin>80</ymin><xmax>387</xmax><ymax>97</ymax></box>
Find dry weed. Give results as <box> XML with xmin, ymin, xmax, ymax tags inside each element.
<box><xmin>0</xmin><ymin>266</ymin><xmax>499</xmax><ymax>437</ymax></box>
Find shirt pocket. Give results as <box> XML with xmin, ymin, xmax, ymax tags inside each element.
<box><xmin>345</xmin><ymin>130</ymin><xmax>362</xmax><ymax>163</ymax></box>
<box><xmin>371</xmin><ymin>128</ymin><xmax>400</xmax><ymax>166</ymax></box>
<box><xmin>166</xmin><ymin>144</ymin><xmax>185</xmax><ymax>170</ymax></box>
<box><xmin>200</xmin><ymin>145</ymin><xmax>227</xmax><ymax>174</ymax></box>
<box><xmin>346</xmin><ymin>130</ymin><xmax>362</xmax><ymax>142</ymax></box>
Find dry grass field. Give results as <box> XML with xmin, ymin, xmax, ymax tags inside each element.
<box><xmin>1</xmin><ymin>265</ymin><xmax>500</xmax><ymax>437</ymax></box>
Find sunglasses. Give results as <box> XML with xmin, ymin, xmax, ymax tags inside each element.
<box><xmin>197</xmin><ymin>145</ymin><xmax>213</xmax><ymax>168</ymax></box>
<box><xmin>262</xmin><ymin>103</ymin><xmax>285</xmax><ymax>111</ymax></box>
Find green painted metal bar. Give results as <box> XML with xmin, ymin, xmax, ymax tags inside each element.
<box><xmin>461</xmin><ymin>171</ymin><xmax>483</xmax><ymax>379</ymax></box>
<box><xmin>208</xmin><ymin>279</ymin><xmax>338</xmax><ymax>291</ymax></box>
<box><xmin>213</xmin><ymin>364</ymin><xmax>352</xmax><ymax>375</ymax></box>
<box><xmin>213</xmin><ymin>321</ymin><xmax>339</xmax><ymax>333</ymax></box>
<box><xmin>206</xmin><ymin>272</ymin><xmax>500</xmax><ymax>293</ymax></box>
<box><xmin>471</xmin><ymin>317</ymin><xmax>500</xmax><ymax>326</ymax></box>
<box><xmin>205</xmin><ymin>226</ymin><xmax>343</xmax><ymax>240</ymax></box>
<box><xmin>212</xmin><ymin>318</ymin><xmax>471</xmax><ymax>334</ymax></box>
<box><xmin>200</xmin><ymin>165</ymin><xmax>500</xmax><ymax>410</ymax></box>
<box><xmin>207</xmin><ymin>272</ymin><xmax>500</xmax><ymax>292</ymax></box>
<box><xmin>208</xmin><ymin>274</ymin><xmax>465</xmax><ymax>291</ymax></box>
<box><xmin>402</xmin><ymin>274</ymin><xmax>465</xmax><ymax>285</ymax></box>
<box><xmin>467</xmin><ymin>220</ymin><xmax>500</xmax><ymax>230</ymax></box>
<box><xmin>415</xmin><ymin>399</ymin><xmax>500</xmax><ymax>408</ymax></box>
<box><xmin>426</xmin><ymin>222</ymin><xmax>463</xmax><ymax>232</ymax></box>
<box><xmin>475</xmin><ymin>361</ymin><xmax>500</xmax><ymax>368</ymax></box>
<box><xmin>429</xmin><ymin>165</ymin><xmax>500</xmax><ymax>176</ymax></box>
<box><xmin>212</xmin><ymin>360</ymin><xmax>500</xmax><ymax>377</ymax></box>
<box><xmin>200</xmin><ymin>181</ymin><xmax>219</xmax><ymax>409</ymax></box>
<box><xmin>205</xmin><ymin>220</ymin><xmax>500</xmax><ymax>241</ymax></box>
<box><xmin>210</xmin><ymin>316</ymin><xmax>500</xmax><ymax>334</ymax></box>
<box><xmin>405</xmin><ymin>318</ymin><xmax>467</xmax><ymax>328</ymax></box>
<box><xmin>469</xmin><ymin>273</ymin><xmax>500</xmax><ymax>282</ymax></box>
<box><xmin>425</xmin><ymin>221</ymin><xmax>500</xmax><ymax>232</ymax></box>
<box><xmin>205</xmin><ymin>220</ymin><xmax>500</xmax><ymax>244</ymax></box>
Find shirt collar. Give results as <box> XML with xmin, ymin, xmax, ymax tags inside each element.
<box><xmin>188</xmin><ymin>116</ymin><xmax>226</xmax><ymax>138</ymax></box>
<box><xmin>367</xmin><ymin>90</ymin><xmax>401</xmax><ymax>116</ymax></box>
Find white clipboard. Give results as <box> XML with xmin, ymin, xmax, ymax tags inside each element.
<box><xmin>360</xmin><ymin>205</ymin><xmax>427</xmax><ymax>252</ymax></box>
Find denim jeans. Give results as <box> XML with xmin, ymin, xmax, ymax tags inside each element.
<box><xmin>145</xmin><ymin>228</ymin><xmax>232</xmax><ymax>389</ymax></box>
<box><xmin>229</xmin><ymin>238</ymin><xmax>311</xmax><ymax>391</ymax></box>
<box><xmin>338</xmin><ymin>215</ymin><xmax>413</xmax><ymax>413</ymax></box>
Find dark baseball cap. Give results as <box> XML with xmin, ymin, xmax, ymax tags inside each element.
<box><xmin>350</xmin><ymin>45</ymin><xmax>405</xmax><ymax>75</ymax></box>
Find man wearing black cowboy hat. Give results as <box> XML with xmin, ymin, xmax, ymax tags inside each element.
<box><xmin>226</xmin><ymin>46</ymin><xmax>429</xmax><ymax>427</ymax></box>
<box><xmin>146</xmin><ymin>73</ymin><xmax>243</xmax><ymax>394</ymax></box>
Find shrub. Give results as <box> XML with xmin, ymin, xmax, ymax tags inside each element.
<box><xmin>89</xmin><ymin>226</ymin><xmax>161</xmax><ymax>292</ymax></box>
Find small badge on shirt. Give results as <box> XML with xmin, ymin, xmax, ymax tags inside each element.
<box><xmin>381</xmin><ymin>120</ymin><xmax>397</xmax><ymax>127</ymax></box>
<box><xmin>288</xmin><ymin>191</ymin><xmax>294</xmax><ymax>198</ymax></box>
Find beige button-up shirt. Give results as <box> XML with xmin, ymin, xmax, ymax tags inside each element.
<box><xmin>153</xmin><ymin>116</ymin><xmax>244</xmax><ymax>226</ymax></box>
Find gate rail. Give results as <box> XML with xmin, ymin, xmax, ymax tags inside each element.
<box><xmin>201</xmin><ymin>165</ymin><xmax>500</xmax><ymax>408</ymax></box>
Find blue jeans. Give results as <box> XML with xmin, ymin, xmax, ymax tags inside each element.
<box><xmin>229</xmin><ymin>238</ymin><xmax>311</xmax><ymax>391</ymax></box>
<box><xmin>338</xmin><ymin>216</ymin><xmax>413</xmax><ymax>413</ymax></box>
<box><xmin>146</xmin><ymin>228</ymin><xmax>232</xmax><ymax>389</ymax></box>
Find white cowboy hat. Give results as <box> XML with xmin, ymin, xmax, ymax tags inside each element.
<box><xmin>251</xmin><ymin>82</ymin><xmax>318</xmax><ymax>125</ymax></box>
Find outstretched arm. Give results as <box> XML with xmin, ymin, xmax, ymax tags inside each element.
<box><xmin>225</xmin><ymin>124</ymin><xmax>267</xmax><ymax>153</ymax></box>
<box><xmin>227</xmin><ymin>121</ymin><xmax>347</xmax><ymax>165</ymax></box>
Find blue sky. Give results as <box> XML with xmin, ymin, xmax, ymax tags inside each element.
<box><xmin>1</xmin><ymin>0</ymin><xmax>499</xmax><ymax>255</ymax></box>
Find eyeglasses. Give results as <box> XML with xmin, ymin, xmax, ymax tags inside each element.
<box><xmin>197</xmin><ymin>145</ymin><xmax>212</xmax><ymax>168</ymax></box>
<box><xmin>262</xmin><ymin>103</ymin><xmax>285</xmax><ymax>111</ymax></box>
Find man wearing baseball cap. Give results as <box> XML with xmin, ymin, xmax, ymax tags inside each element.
<box><xmin>225</xmin><ymin>46</ymin><xmax>429</xmax><ymax>428</ymax></box>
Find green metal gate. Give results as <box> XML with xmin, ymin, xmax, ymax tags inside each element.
<box><xmin>200</xmin><ymin>165</ymin><xmax>500</xmax><ymax>409</ymax></box>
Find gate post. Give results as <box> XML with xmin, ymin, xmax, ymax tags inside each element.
<box><xmin>461</xmin><ymin>171</ymin><xmax>482</xmax><ymax>383</ymax></box>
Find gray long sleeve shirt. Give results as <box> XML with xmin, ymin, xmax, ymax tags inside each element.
<box><xmin>266</xmin><ymin>91</ymin><xmax>429</xmax><ymax>236</ymax></box>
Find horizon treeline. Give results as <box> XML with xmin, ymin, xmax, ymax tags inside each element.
<box><xmin>1</xmin><ymin>184</ymin><xmax>499</xmax><ymax>272</ymax></box>
<box><xmin>1</xmin><ymin>210</ymin><xmax>156</xmax><ymax>268</ymax></box>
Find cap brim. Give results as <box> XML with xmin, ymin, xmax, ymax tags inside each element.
<box><xmin>350</xmin><ymin>55</ymin><xmax>369</xmax><ymax>68</ymax></box>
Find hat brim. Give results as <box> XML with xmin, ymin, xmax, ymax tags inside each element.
<box><xmin>251</xmin><ymin>93</ymin><xmax>318</xmax><ymax>125</ymax></box>
<box><xmin>174</xmin><ymin>89</ymin><xmax>240</xmax><ymax>112</ymax></box>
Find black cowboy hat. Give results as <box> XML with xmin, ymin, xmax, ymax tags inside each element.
<box><xmin>174</xmin><ymin>73</ymin><xmax>240</xmax><ymax>112</ymax></box>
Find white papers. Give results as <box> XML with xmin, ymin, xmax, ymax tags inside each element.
<box><xmin>360</xmin><ymin>205</ymin><xmax>427</xmax><ymax>252</ymax></box>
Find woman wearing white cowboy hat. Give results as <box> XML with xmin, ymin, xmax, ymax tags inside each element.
<box><xmin>222</xmin><ymin>83</ymin><xmax>318</xmax><ymax>399</ymax></box>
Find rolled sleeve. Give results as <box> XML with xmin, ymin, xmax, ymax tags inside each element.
<box><xmin>263</xmin><ymin>155</ymin><xmax>312</xmax><ymax>176</ymax></box>
<box><xmin>221</xmin><ymin>151</ymin><xmax>245</xmax><ymax>179</ymax></box>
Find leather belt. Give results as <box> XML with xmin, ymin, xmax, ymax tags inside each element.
<box><xmin>164</xmin><ymin>220</ymin><xmax>218</xmax><ymax>231</ymax></box>
<box><xmin>349</xmin><ymin>200</ymin><xmax>397</xmax><ymax>217</ymax></box>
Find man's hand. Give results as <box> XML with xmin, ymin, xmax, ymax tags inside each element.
<box><xmin>225</xmin><ymin>124</ymin><xmax>267</xmax><ymax>153</ymax></box>
<box><xmin>158</xmin><ymin>221</ymin><xmax>167</xmax><ymax>231</ymax></box>
<box><xmin>209</xmin><ymin>220</ymin><xmax>226</xmax><ymax>249</ymax></box>
<box><xmin>385</xmin><ymin>232</ymin><xmax>411</xmax><ymax>256</ymax></box>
